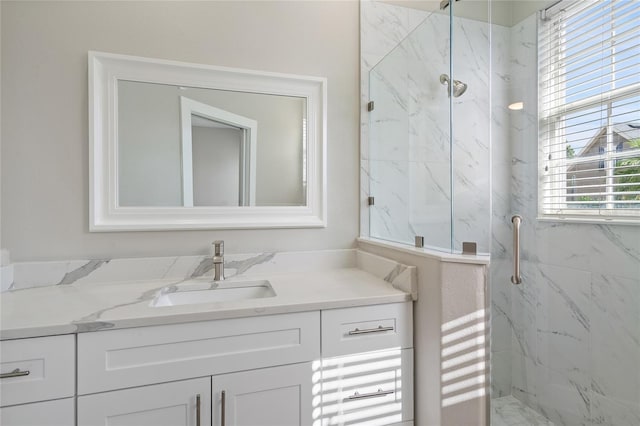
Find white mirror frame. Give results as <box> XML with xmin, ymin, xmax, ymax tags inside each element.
<box><xmin>89</xmin><ymin>51</ymin><xmax>326</xmax><ymax>231</ymax></box>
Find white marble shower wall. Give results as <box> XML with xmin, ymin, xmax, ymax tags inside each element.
<box><xmin>362</xmin><ymin>1</ymin><xmax>495</xmax><ymax>254</ymax></box>
<box><xmin>495</xmin><ymin>13</ymin><xmax>640</xmax><ymax>426</ymax></box>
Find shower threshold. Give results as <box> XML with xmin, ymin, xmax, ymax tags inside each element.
<box><xmin>492</xmin><ymin>396</ymin><xmax>554</xmax><ymax>426</ymax></box>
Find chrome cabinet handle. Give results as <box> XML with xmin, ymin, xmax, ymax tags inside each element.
<box><xmin>511</xmin><ymin>215</ymin><xmax>522</xmax><ymax>285</ymax></box>
<box><xmin>221</xmin><ymin>390</ymin><xmax>226</xmax><ymax>426</ymax></box>
<box><xmin>0</xmin><ymin>368</ymin><xmax>30</xmax><ymax>379</ymax></box>
<box><xmin>346</xmin><ymin>388</ymin><xmax>394</xmax><ymax>401</ymax></box>
<box><xmin>195</xmin><ymin>394</ymin><xmax>201</xmax><ymax>426</ymax></box>
<box><xmin>348</xmin><ymin>325</ymin><xmax>394</xmax><ymax>335</ymax></box>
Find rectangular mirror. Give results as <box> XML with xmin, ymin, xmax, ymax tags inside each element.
<box><xmin>89</xmin><ymin>52</ymin><xmax>326</xmax><ymax>231</ymax></box>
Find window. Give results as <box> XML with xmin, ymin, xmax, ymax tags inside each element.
<box><xmin>538</xmin><ymin>0</ymin><xmax>640</xmax><ymax>222</ymax></box>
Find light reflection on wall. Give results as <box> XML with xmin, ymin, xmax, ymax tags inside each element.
<box><xmin>313</xmin><ymin>348</ymin><xmax>411</xmax><ymax>426</ymax></box>
<box><xmin>441</xmin><ymin>309</ymin><xmax>489</xmax><ymax>408</ymax></box>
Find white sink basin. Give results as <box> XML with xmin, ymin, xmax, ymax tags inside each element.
<box><xmin>151</xmin><ymin>280</ymin><xmax>276</xmax><ymax>307</ymax></box>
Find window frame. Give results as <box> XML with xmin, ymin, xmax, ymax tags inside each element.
<box><xmin>537</xmin><ymin>1</ymin><xmax>640</xmax><ymax>224</ymax></box>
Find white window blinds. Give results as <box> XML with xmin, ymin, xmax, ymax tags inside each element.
<box><xmin>538</xmin><ymin>0</ymin><xmax>640</xmax><ymax>221</ymax></box>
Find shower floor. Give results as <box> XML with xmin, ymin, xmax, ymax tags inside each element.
<box><xmin>492</xmin><ymin>396</ymin><xmax>554</xmax><ymax>426</ymax></box>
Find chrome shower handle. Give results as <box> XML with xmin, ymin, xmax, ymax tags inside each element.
<box><xmin>511</xmin><ymin>215</ymin><xmax>522</xmax><ymax>285</ymax></box>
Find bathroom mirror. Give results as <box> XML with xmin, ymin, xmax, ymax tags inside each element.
<box><xmin>89</xmin><ymin>51</ymin><xmax>326</xmax><ymax>231</ymax></box>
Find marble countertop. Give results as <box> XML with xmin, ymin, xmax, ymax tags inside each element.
<box><xmin>1</xmin><ymin>250</ymin><xmax>416</xmax><ymax>339</ymax></box>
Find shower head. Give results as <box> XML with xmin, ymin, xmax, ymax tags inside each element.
<box><xmin>452</xmin><ymin>79</ymin><xmax>467</xmax><ymax>97</ymax></box>
<box><xmin>439</xmin><ymin>73</ymin><xmax>468</xmax><ymax>98</ymax></box>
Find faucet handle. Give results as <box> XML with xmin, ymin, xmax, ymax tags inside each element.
<box><xmin>212</xmin><ymin>240</ymin><xmax>224</xmax><ymax>257</ymax></box>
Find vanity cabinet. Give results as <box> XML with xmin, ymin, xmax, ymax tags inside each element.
<box><xmin>2</xmin><ymin>302</ymin><xmax>413</xmax><ymax>426</ymax></box>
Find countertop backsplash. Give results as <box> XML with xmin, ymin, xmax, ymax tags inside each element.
<box><xmin>1</xmin><ymin>249</ymin><xmax>416</xmax><ymax>298</ymax></box>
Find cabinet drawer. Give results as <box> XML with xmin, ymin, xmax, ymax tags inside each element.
<box><xmin>320</xmin><ymin>348</ymin><xmax>414</xmax><ymax>425</ymax></box>
<box><xmin>321</xmin><ymin>303</ymin><xmax>412</xmax><ymax>357</ymax></box>
<box><xmin>0</xmin><ymin>335</ymin><xmax>75</xmax><ymax>407</ymax></box>
<box><xmin>0</xmin><ymin>398</ymin><xmax>75</xmax><ymax>426</ymax></box>
<box><xmin>78</xmin><ymin>311</ymin><xmax>320</xmax><ymax>394</ymax></box>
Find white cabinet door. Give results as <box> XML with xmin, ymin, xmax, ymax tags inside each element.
<box><xmin>77</xmin><ymin>377</ymin><xmax>211</xmax><ymax>426</ymax></box>
<box><xmin>0</xmin><ymin>398</ymin><xmax>74</xmax><ymax>426</ymax></box>
<box><xmin>212</xmin><ymin>362</ymin><xmax>313</xmax><ymax>426</ymax></box>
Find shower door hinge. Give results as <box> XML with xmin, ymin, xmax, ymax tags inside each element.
<box><xmin>439</xmin><ymin>0</ymin><xmax>459</xmax><ymax>10</ymax></box>
<box><xmin>367</xmin><ymin>101</ymin><xmax>375</xmax><ymax>112</ymax></box>
<box><xmin>367</xmin><ymin>196</ymin><xmax>375</xmax><ymax>206</ymax></box>
<box><xmin>462</xmin><ymin>242</ymin><xmax>477</xmax><ymax>255</ymax></box>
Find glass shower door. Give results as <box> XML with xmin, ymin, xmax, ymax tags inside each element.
<box><xmin>368</xmin><ymin>44</ymin><xmax>413</xmax><ymax>246</ymax></box>
<box><xmin>490</xmin><ymin>2</ymin><xmax>640</xmax><ymax>425</ymax></box>
<box><xmin>368</xmin><ymin>10</ymin><xmax>453</xmax><ymax>251</ymax></box>
<box><xmin>368</xmin><ymin>1</ymin><xmax>492</xmax><ymax>255</ymax></box>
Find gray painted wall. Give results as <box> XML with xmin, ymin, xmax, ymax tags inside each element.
<box><xmin>0</xmin><ymin>1</ymin><xmax>360</xmax><ymax>261</ymax></box>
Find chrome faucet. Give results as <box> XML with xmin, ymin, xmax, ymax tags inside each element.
<box><xmin>212</xmin><ymin>240</ymin><xmax>225</xmax><ymax>281</ymax></box>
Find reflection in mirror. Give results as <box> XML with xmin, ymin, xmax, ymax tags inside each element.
<box><xmin>117</xmin><ymin>81</ymin><xmax>307</xmax><ymax>208</ymax></box>
<box><xmin>190</xmin><ymin>115</ymin><xmax>246</xmax><ymax>207</ymax></box>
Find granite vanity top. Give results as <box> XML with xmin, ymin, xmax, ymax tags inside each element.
<box><xmin>0</xmin><ymin>250</ymin><xmax>416</xmax><ymax>339</ymax></box>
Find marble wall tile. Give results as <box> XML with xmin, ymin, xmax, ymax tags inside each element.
<box><xmin>453</xmin><ymin>166</ymin><xmax>491</xmax><ymax>254</ymax></box>
<box><xmin>491</xmin><ymin>165</ymin><xmax>512</xmax><ymax>260</ymax></box>
<box><xmin>511</xmin><ymin>353</ymin><xmax>538</xmax><ymax>409</ymax></box>
<box><xmin>369</xmin><ymin>159</ymin><xmax>412</xmax><ymax>244</ymax></box>
<box><xmin>590</xmin><ymin>393</ymin><xmax>640</xmax><ymax>426</ymax></box>
<box><xmin>451</xmin><ymin>17</ymin><xmax>492</xmax><ymax>255</ymax></box>
<box><xmin>510</xmin><ymin>260</ymin><xmax>538</xmax><ymax>359</ymax></box>
<box><xmin>492</xmin><ymin>396</ymin><xmax>554</xmax><ymax>426</ymax></box>
<box><xmin>586</xmin><ymin>225</ymin><xmax>640</xmax><ymax>280</ymax></box>
<box><xmin>535</xmin><ymin>263</ymin><xmax>591</xmax><ymax>426</ymax></box>
<box><xmin>361</xmin><ymin>1</ymin><xmax>410</xmax><ymax>64</ymax></box>
<box><xmin>408</xmin><ymin>161</ymin><xmax>451</xmax><ymax>250</ymax></box>
<box><xmin>490</xmin><ymin>258</ymin><xmax>512</xmax><ymax>353</ymax></box>
<box><xmin>492</xmin><ymin>351</ymin><xmax>512</xmax><ymax>399</ymax></box>
<box><xmin>369</xmin><ymin>47</ymin><xmax>410</xmax><ymax>162</ymax></box>
<box><xmin>533</xmin><ymin>222</ymin><xmax>592</xmax><ymax>270</ymax></box>
<box><xmin>360</xmin><ymin>159</ymin><xmax>371</xmax><ymax>238</ymax></box>
<box><xmin>535</xmin><ymin>371</ymin><xmax>590</xmax><ymax>426</ymax></box>
<box><xmin>590</xmin><ymin>273</ymin><xmax>640</xmax><ymax>405</ymax></box>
